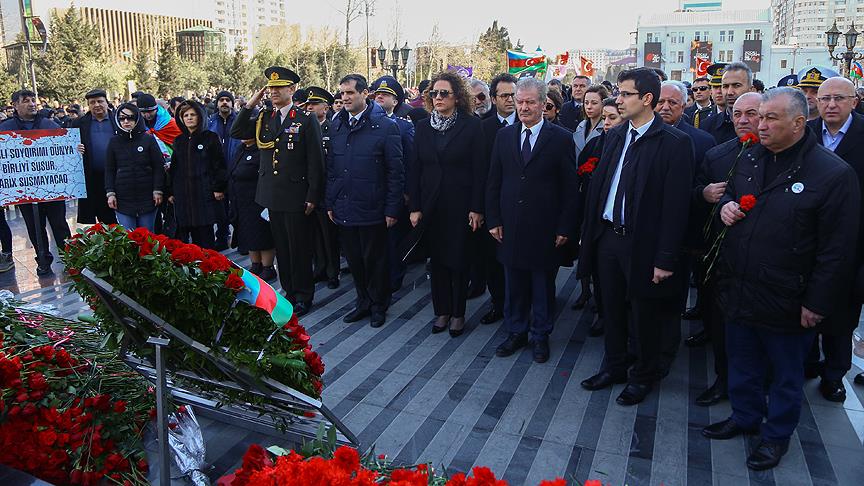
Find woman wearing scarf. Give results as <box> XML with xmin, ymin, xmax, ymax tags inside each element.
<box><xmin>104</xmin><ymin>102</ymin><xmax>165</xmax><ymax>231</ymax></box>
<box><xmin>408</xmin><ymin>71</ymin><xmax>486</xmax><ymax>337</ymax></box>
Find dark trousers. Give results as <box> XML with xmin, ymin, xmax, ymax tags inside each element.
<box><xmin>340</xmin><ymin>223</ymin><xmax>390</xmax><ymax>313</ymax></box>
<box><xmin>727</xmin><ymin>320</ymin><xmax>815</xmax><ymax>442</ymax></box>
<box><xmin>20</xmin><ymin>202</ymin><xmax>71</xmax><ymax>263</ymax></box>
<box><xmin>484</xmin><ymin>231</ymin><xmax>505</xmax><ymax>311</ymax></box>
<box><xmin>430</xmin><ymin>260</ymin><xmax>468</xmax><ymax>317</ymax></box>
<box><xmin>312</xmin><ymin>210</ymin><xmax>340</xmax><ymax>281</ymax></box>
<box><xmin>387</xmin><ymin>205</ymin><xmax>409</xmax><ymax>289</ymax></box>
<box><xmin>704</xmin><ymin>281</ymin><xmax>727</xmax><ymax>380</ymax></box>
<box><xmin>271</xmin><ymin>210</ymin><xmax>315</xmax><ymax>304</ymax></box>
<box><xmin>596</xmin><ymin>228</ymin><xmax>676</xmax><ymax>384</ymax></box>
<box><xmin>0</xmin><ymin>209</ymin><xmax>12</xmax><ymax>253</ymax></box>
<box><xmin>503</xmin><ymin>265</ymin><xmax>557</xmax><ymax>341</ymax></box>
<box><xmin>214</xmin><ymin>197</ymin><xmax>230</xmax><ymax>246</ymax></box>
<box><xmin>806</xmin><ymin>330</ymin><xmax>855</xmax><ymax>382</ymax></box>
<box><xmin>177</xmin><ymin>225</ymin><xmax>215</xmax><ymax>249</ymax></box>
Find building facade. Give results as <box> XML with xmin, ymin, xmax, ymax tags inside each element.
<box><xmin>680</xmin><ymin>0</ymin><xmax>723</xmax><ymax>12</ymax></box>
<box><xmin>213</xmin><ymin>0</ymin><xmax>286</xmax><ymax>57</ymax></box>
<box><xmin>771</xmin><ymin>0</ymin><xmax>861</xmax><ymax>48</ymax></box>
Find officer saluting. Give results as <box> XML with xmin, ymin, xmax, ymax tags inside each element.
<box><xmin>231</xmin><ymin>66</ymin><xmax>324</xmax><ymax>316</ymax></box>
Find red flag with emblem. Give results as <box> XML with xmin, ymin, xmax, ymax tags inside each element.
<box><xmin>580</xmin><ymin>56</ymin><xmax>595</xmax><ymax>77</ymax></box>
<box><xmin>695</xmin><ymin>57</ymin><xmax>711</xmax><ymax>77</ymax></box>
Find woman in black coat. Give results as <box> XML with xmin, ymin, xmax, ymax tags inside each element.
<box><xmin>169</xmin><ymin>100</ymin><xmax>227</xmax><ymax>248</ymax></box>
<box><xmin>229</xmin><ymin>134</ymin><xmax>277</xmax><ymax>281</ymax></box>
<box><xmin>104</xmin><ymin>102</ymin><xmax>165</xmax><ymax>231</ymax></box>
<box><xmin>408</xmin><ymin>71</ymin><xmax>487</xmax><ymax>336</ymax></box>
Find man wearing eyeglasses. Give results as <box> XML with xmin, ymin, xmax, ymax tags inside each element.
<box><xmin>684</xmin><ymin>77</ymin><xmax>713</xmax><ymax>128</ymax></box>
<box><xmin>558</xmin><ymin>75</ymin><xmax>589</xmax><ymax>131</ymax></box>
<box><xmin>578</xmin><ymin>68</ymin><xmax>694</xmax><ymax>406</ymax></box>
<box><xmin>804</xmin><ymin>76</ymin><xmax>864</xmax><ymax>402</ymax></box>
<box><xmin>469</xmin><ymin>79</ymin><xmax>493</xmax><ymax>119</ymax></box>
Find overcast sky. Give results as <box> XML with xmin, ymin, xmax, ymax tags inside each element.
<box><xmin>295</xmin><ymin>0</ymin><xmax>771</xmax><ymax>53</ymax></box>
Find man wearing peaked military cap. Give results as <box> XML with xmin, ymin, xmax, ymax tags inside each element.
<box><xmin>797</xmin><ymin>66</ymin><xmax>840</xmax><ymax>120</ymax></box>
<box><xmin>230</xmin><ymin>66</ymin><xmax>324</xmax><ymax>316</ymax></box>
<box><xmin>706</xmin><ymin>63</ymin><xmax>728</xmax><ymax>115</ymax></box>
<box><xmin>777</xmin><ymin>74</ymin><xmax>798</xmax><ymax>88</ymax></box>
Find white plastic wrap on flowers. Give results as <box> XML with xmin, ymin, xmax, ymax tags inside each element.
<box><xmin>169</xmin><ymin>406</ymin><xmax>209</xmax><ymax>486</ymax></box>
<box><xmin>0</xmin><ymin>289</ymin><xmax>60</xmax><ymax>316</ymax></box>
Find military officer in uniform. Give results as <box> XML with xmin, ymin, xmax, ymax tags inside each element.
<box><xmin>230</xmin><ymin>66</ymin><xmax>325</xmax><ymax>316</ymax></box>
<box><xmin>776</xmin><ymin>74</ymin><xmax>798</xmax><ymax>89</ymax></box>
<box><xmin>797</xmin><ymin>66</ymin><xmax>840</xmax><ymax>121</ymax></box>
<box><xmin>305</xmin><ymin>86</ymin><xmax>341</xmax><ymax>289</ymax></box>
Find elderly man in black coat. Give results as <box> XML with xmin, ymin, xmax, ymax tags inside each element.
<box><xmin>486</xmin><ymin>77</ymin><xmax>579</xmax><ymax>364</ymax></box>
<box><xmin>702</xmin><ymin>88</ymin><xmax>860</xmax><ymax>471</ymax></box>
<box><xmin>804</xmin><ymin>77</ymin><xmax>864</xmax><ymax>401</ymax></box>
<box><xmin>578</xmin><ymin>68</ymin><xmax>695</xmax><ymax>406</ymax></box>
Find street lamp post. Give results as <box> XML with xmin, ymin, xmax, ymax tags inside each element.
<box><xmin>377</xmin><ymin>42</ymin><xmax>411</xmax><ymax>82</ymax></box>
<box><xmin>826</xmin><ymin>21</ymin><xmax>864</xmax><ymax>78</ymax></box>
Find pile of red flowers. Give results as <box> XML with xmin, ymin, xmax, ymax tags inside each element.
<box><xmin>0</xmin><ymin>308</ymin><xmax>154</xmax><ymax>485</ymax></box>
<box><xmin>228</xmin><ymin>444</ymin><xmax>572</xmax><ymax>486</ymax></box>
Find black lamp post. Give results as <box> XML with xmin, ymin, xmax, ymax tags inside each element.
<box><xmin>378</xmin><ymin>41</ymin><xmax>411</xmax><ymax>81</ymax></box>
<box><xmin>826</xmin><ymin>21</ymin><xmax>864</xmax><ymax>78</ymax></box>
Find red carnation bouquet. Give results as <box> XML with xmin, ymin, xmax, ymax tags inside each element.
<box><xmin>703</xmin><ymin>132</ymin><xmax>760</xmax><ymax>240</ymax></box>
<box><xmin>703</xmin><ymin>194</ymin><xmax>758</xmax><ymax>280</ymax></box>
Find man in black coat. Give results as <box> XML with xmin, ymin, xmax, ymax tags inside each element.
<box><xmin>476</xmin><ymin>73</ymin><xmax>518</xmax><ymax>325</ymax></box>
<box><xmin>486</xmin><ymin>77</ymin><xmax>578</xmax><ymax>364</ymax></box>
<box><xmin>72</xmin><ymin>89</ymin><xmax>117</xmax><ymax>226</ymax></box>
<box><xmin>703</xmin><ymin>88</ymin><xmax>860</xmax><ymax>471</ymax></box>
<box><xmin>654</xmin><ymin>80</ymin><xmax>717</xmax><ymax>375</ymax></box>
<box><xmin>700</xmin><ymin>62</ymin><xmax>754</xmax><ymax>144</ymax></box>
<box><xmin>578</xmin><ymin>68</ymin><xmax>695</xmax><ymax>406</ymax></box>
<box><xmin>557</xmin><ymin>75</ymin><xmax>589</xmax><ymax>131</ymax></box>
<box><xmin>805</xmin><ymin>77</ymin><xmax>864</xmax><ymax>401</ymax></box>
<box><xmin>684</xmin><ymin>76</ymin><xmax>714</xmax><ymax>128</ymax></box>
<box><xmin>230</xmin><ymin>67</ymin><xmax>325</xmax><ymax>316</ymax></box>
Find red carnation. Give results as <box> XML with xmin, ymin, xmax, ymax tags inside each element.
<box><xmin>85</xmin><ymin>223</ymin><xmax>104</xmax><ymax>235</ymax></box>
<box><xmin>303</xmin><ymin>348</ymin><xmax>325</xmax><ymax>375</ymax></box>
<box><xmin>739</xmin><ymin>132</ymin><xmax>760</xmax><ymax>145</ymax></box>
<box><xmin>224</xmin><ymin>273</ymin><xmax>245</xmax><ymax>291</ymax></box>
<box><xmin>578</xmin><ymin>157</ymin><xmax>599</xmax><ymax>176</ymax></box>
<box><xmin>163</xmin><ymin>238</ymin><xmax>184</xmax><ymax>252</ymax></box>
<box><xmin>127</xmin><ymin>227</ymin><xmax>150</xmax><ymax>244</ymax></box>
<box><xmin>739</xmin><ymin>194</ymin><xmax>757</xmax><ymax>212</ymax></box>
<box><xmin>113</xmin><ymin>400</ymin><xmax>127</xmax><ymax>413</ymax></box>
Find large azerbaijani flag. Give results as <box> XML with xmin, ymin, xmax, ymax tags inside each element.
<box><xmin>507</xmin><ymin>50</ymin><xmax>548</xmax><ymax>78</ymax></box>
<box><xmin>235</xmin><ymin>269</ymin><xmax>294</xmax><ymax>326</ymax></box>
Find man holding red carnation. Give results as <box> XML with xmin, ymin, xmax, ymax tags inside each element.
<box><xmin>702</xmin><ymin>87</ymin><xmax>860</xmax><ymax>471</ymax></box>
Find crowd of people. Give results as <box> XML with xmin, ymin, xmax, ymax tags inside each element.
<box><xmin>2</xmin><ymin>60</ymin><xmax>864</xmax><ymax>472</ymax></box>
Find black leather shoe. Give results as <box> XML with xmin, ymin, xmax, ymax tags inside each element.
<box><xmin>804</xmin><ymin>361</ymin><xmax>824</xmax><ymax>379</ymax></box>
<box><xmin>532</xmin><ymin>337</ymin><xmax>550</xmax><ymax>363</ymax></box>
<box><xmin>495</xmin><ymin>333</ymin><xmax>528</xmax><ymax>357</ymax></box>
<box><xmin>819</xmin><ymin>379</ymin><xmax>846</xmax><ymax>402</ymax></box>
<box><xmin>480</xmin><ymin>309</ymin><xmax>503</xmax><ymax>324</ymax></box>
<box><xmin>432</xmin><ymin>315</ymin><xmax>449</xmax><ymax>334</ymax></box>
<box><xmin>327</xmin><ymin>278</ymin><xmax>340</xmax><ymax>289</ymax></box>
<box><xmin>571</xmin><ymin>290</ymin><xmax>592</xmax><ymax>310</ymax></box>
<box><xmin>343</xmin><ymin>308</ymin><xmax>371</xmax><ymax>323</ymax></box>
<box><xmin>581</xmin><ymin>371</ymin><xmax>627</xmax><ymax>391</ymax></box>
<box><xmin>294</xmin><ymin>301</ymin><xmax>311</xmax><ymax>317</ymax></box>
<box><xmin>746</xmin><ymin>440</ymin><xmax>789</xmax><ymax>471</ymax></box>
<box><xmin>449</xmin><ymin>317</ymin><xmax>466</xmax><ymax>337</ymax></box>
<box><xmin>681</xmin><ymin>306</ymin><xmax>702</xmax><ymax>320</ymax></box>
<box><xmin>259</xmin><ymin>266</ymin><xmax>277</xmax><ymax>282</ymax></box>
<box><xmin>855</xmin><ymin>373</ymin><xmax>864</xmax><ymax>385</ymax></box>
<box><xmin>588</xmin><ymin>318</ymin><xmax>604</xmax><ymax>337</ymax></box>
<box><xmin>695</xmin><ymin>378</ymin><xmax>728</xmax><ymax>407</ymax></box>
<box><xmin>684</xmin><ymin>330</ymin><xmax>709</xmax><ymax>347</ymax></box>
<box><xmin>616</xmin><ymin>383</ymin><xmax>652</xmax><ymax>406</ymax></box>
<box><xmin>370</xmin><ymin>311</ymin><xmax>386</xmax><ymax>328</ymax></box>
<box><xmin>249</xmin><ymin>262</ymin><xmax>263</xmax><ymax>275</ymax></box>
<box><xmin>702</xmin><ymin>418</ymin><xmax>758</xmax><ymax>440</ymax></box>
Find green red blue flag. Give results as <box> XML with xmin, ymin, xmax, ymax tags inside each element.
<box><xmin>507</xmin><ymin>50</ymin><xmax>547</xmax><ymax>78</ymax></box>
<box><xmin>235</xmin><ymin>269</ymin><xmax>294</xmax><ymax>326</ymax></box>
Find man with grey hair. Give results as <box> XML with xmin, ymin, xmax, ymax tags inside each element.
<box><xmin>703</xmin><ymin>87</ymin><xmax>860</xmax><ymax>471</ymax></box>
<box><xmin>469</xmin><ymin>78</ymin><xmax>492</xmax><ymax>118</ymax></box>
<box><xmin>486</xmin><ymin>76</ymin><xmax>578</xmax><ymax>364</ymax></box>
<box><xmin>700</xmin><ymin>61</ymin><xmax>754</xmax><ymax>143</ymax></box>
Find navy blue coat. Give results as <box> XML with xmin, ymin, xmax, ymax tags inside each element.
<box><xmin>675</xmin><ymin>118</ymin><xmax>717</xmax><ymax>249</ymax></box>
<box><xmin>207</xmin><ymin>111</ymin><xmax>243</xmax><ymax>171</ymax></box>
<box><xmin>325</xmin><ymin>101</ymin><xmax>404</xmax><ymax>226</ymax></box>
<box><xmin>389</xmin><ymin>114</ymin><xmax>414</xmax><ymax>195</ymax></box>
<box><xmin>486</xmin><ymin>119</ymin><xmax>579</xmax><ymax>270</ymax></box>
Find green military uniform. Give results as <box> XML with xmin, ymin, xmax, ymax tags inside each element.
<box><xmin>230</xmin><ymin>67</ymin><xmax>324</xmax><ymax>308</ymax></box>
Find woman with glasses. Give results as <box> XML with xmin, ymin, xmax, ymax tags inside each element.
<box><xmin>104</xmin><ymin>102</ymin><xmax>165</xmax><ymax>231</ymax></box>
<box><xmin>543</xmin><ymin>89</ymin><xmax>566</xmax><ymax>127</ymax></box>
<box><xmin>573</xmin><ymin>85</ymin><xmax>610</xmax><ymax>162</ymax></box>
<box><xmin>408</xmin><ymin>71</ymin><xmax>486</xmax><ymax>337</ymax></box>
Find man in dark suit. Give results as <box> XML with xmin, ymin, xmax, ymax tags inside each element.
<box><xmin>558</xmin><ymin>75</ymin><xmax>589</xmax><ymax>131</ymax></box>
<box><xmin>684</xmin><ymin>76</ymin><xmax>714</xmax><ymax>128</ymax></box>
<box><xmin>486</xmin><ymin>77</ymin><xmax>579</xmax><ymax>363</ymax></box>
<box><xmin>655</xmin><ymin>80</ymin><xmax>717</xmax><ymax>375</ymax></box>
<box><xmin>231</xmin><ymin>66</ymin><xmax>325</xmax><ymax>316</ymax></box>
<box><xmin>700</xmin><ymin>62</ymin><xmax>754</xmax><ymax>144</ymax></box>
<box><xmin>476</xmin><ymin>73</ymin><xmax>518</xmax><ymax>325</ymax></box>
<box><xmin>806</xmin><ymin>77</ymin><xmax>864</xmax><ymax>401</ymax></box>
<box><xmin>578</xmin><ymin>68</ymin><xmax>695</xmax><ymax>406</ymax></box>
<box><xmin>326</xmin><ymin>74</ymin><xmax>404</xmax><ymax>328</ymax></box>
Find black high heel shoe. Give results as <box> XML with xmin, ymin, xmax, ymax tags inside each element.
<box><xmin>432</xmin><ymin>315</ymin><xmax>449</xmax><ymax>334</ymax></box>
<box><xmin>449</xmin><ymin>317</ymin><xmax>465</xmax><ymax>337</ymax></box>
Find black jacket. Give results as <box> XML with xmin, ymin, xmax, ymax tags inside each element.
<box><xmin>71</xmin><ymin>111</ymin><xmax>118</xmax><ymax>223</ymax></box>
<box><xmin>170</xmin><ymin>101</ymin><xmax>228</xmax><ymax>227</ymax></box>
<box><xmin>577</xmin><ymin>114</ymin><xmax>695</xmax><ymax>299</ymax></box>
<box><xmin>715</xmin><ymin>130</ymin><xmax>860</xmax><ymax>334</ymax></box>
<box><xmin>684</xmin><ymin>102</ymin><xmax>715</xmax><ymax>129</ymax></box>
<box><xmin>558</xmin><ymin>100</ymin><xmax>584</xmax><ymax>132</ymax></box>
<box><xmin>104</xmin><ymin>103</ymin><xmax>165</xmax><ymax>216</ymax></box>
<box><xmin>699</xmin><ymin>108</ymin><xmax>736</xmax><ymax>144</ymax></box>
<box><xmin>486</xmin><ymin>119</ymin><xmax>579</xmax><ymax>270</ymax></box>
<box><xmin>675</xmin><ymin>119</ymin><xmax>717</xmax><ymax>249</ymax></box>
<box><xmin>231</xmin><ymin>104</ymin><xmax>324</xmax><ymax>213</ymax></box>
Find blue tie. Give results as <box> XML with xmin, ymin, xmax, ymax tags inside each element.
<box><xmin>521</xmin><ymin>128</ymin><xmax>532</xmax><ymax>163</ymax></box>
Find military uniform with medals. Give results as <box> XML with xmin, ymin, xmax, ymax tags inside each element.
<box><xmin>231</xmin><ymin>67</ymin><xmax>324</xmax><ymax>308</ymax></box>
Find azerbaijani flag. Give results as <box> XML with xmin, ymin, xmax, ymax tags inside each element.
<box><xmin>235</xmin><ymin>269</ymin><xmax>294</xmax><ymax>326</ymax></box>
<box><xmin>507</xmin><ymin>49</ymin><xmax>547</xmax><ymax>78</ymax></box>
<box><xmin>852</xmin><ymin>61</ymin><xmax>863</xmax><ymax>80</ymax></box>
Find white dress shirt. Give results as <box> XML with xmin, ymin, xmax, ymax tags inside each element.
<box><xmin>603</xmin><ymin>119</ymin><xmax>653</xmax><ymax>223</ymax></box>
<box><xmin>520</xmin><ymin>118</ymin><xmax>545</xmax><ymax>151</ymax></box>
<box><xmin>497</xmin><ymin>111</ymin><xmax>516</xmax><ymax>126</ymax></box>
<box><xmin>276</xmin><ymin>103</ymin><xmax>293</xmax><ymax>125</ymax></box>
